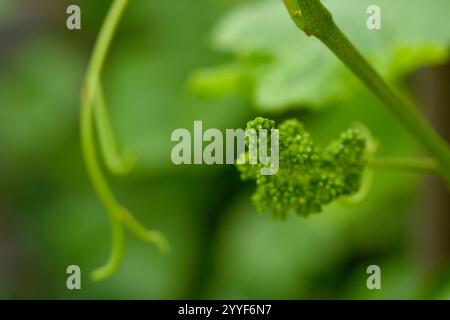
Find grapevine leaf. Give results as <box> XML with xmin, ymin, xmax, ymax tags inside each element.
<box><xmin>194</xmin><ymin>0</ymin><xmax>450</xmax><ymax>111</ymax></box>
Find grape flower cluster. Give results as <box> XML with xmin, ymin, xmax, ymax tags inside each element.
<box><xmin>237</xmin><ymin>117</ymin><xmax>368</xmax><ymax>218</ymax></box>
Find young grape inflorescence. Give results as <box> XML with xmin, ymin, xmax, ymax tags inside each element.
<box><xmin>237</xmin><ymin>117</ymin><xmax>368</xmax><ymax>218</ymax></box>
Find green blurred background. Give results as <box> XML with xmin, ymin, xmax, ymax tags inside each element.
<box><xmin>0</xmin><ymin>0</ymin><xmax>449</xmax><ymax>299</ymax></box>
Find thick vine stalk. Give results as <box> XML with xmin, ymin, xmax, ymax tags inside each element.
<box><xmin>283</xmin><ymin>0</ymin><xmax>450</xmax><ymax>184</ymax></box>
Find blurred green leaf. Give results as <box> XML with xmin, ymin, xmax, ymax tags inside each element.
<box><xmin>193</xmin><ymin>0</ymin><xmax>450</xmax><ymax>111</ymax></box>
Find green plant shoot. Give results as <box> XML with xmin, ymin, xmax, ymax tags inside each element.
<box><xmin>282</xmin><ymin>0</ymin><xmax>450</xmax><ymax>185</ymax></box>
<box><xmin>80</xmin><ymin>0</ymin><xmax>168</xmax><ymax>282</ymax></box>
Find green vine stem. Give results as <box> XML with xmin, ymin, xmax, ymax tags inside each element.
<box><xmin>368</xmin><ymin>157</ymin><xmax>438</xmax><ymax>174</ymax></box>
<box><xmin>80</xmin><ymin>0</ymin><xmax>168</xmax><ymax>281</ymax></box>
<box><xmin>283</xmin><ymin>0</ymin><xmax>450</xmax><ymax>185</ymax></box>
<box><xmin>94</xmin><ymin>83</ymin><xmax>136</xmax><ymax>176</ymax></box>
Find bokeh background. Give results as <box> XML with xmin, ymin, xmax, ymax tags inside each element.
<box><xmin>0</xmin><ymin>0</ymin><xmax>449</xmax><ymax>299</ymax></box>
